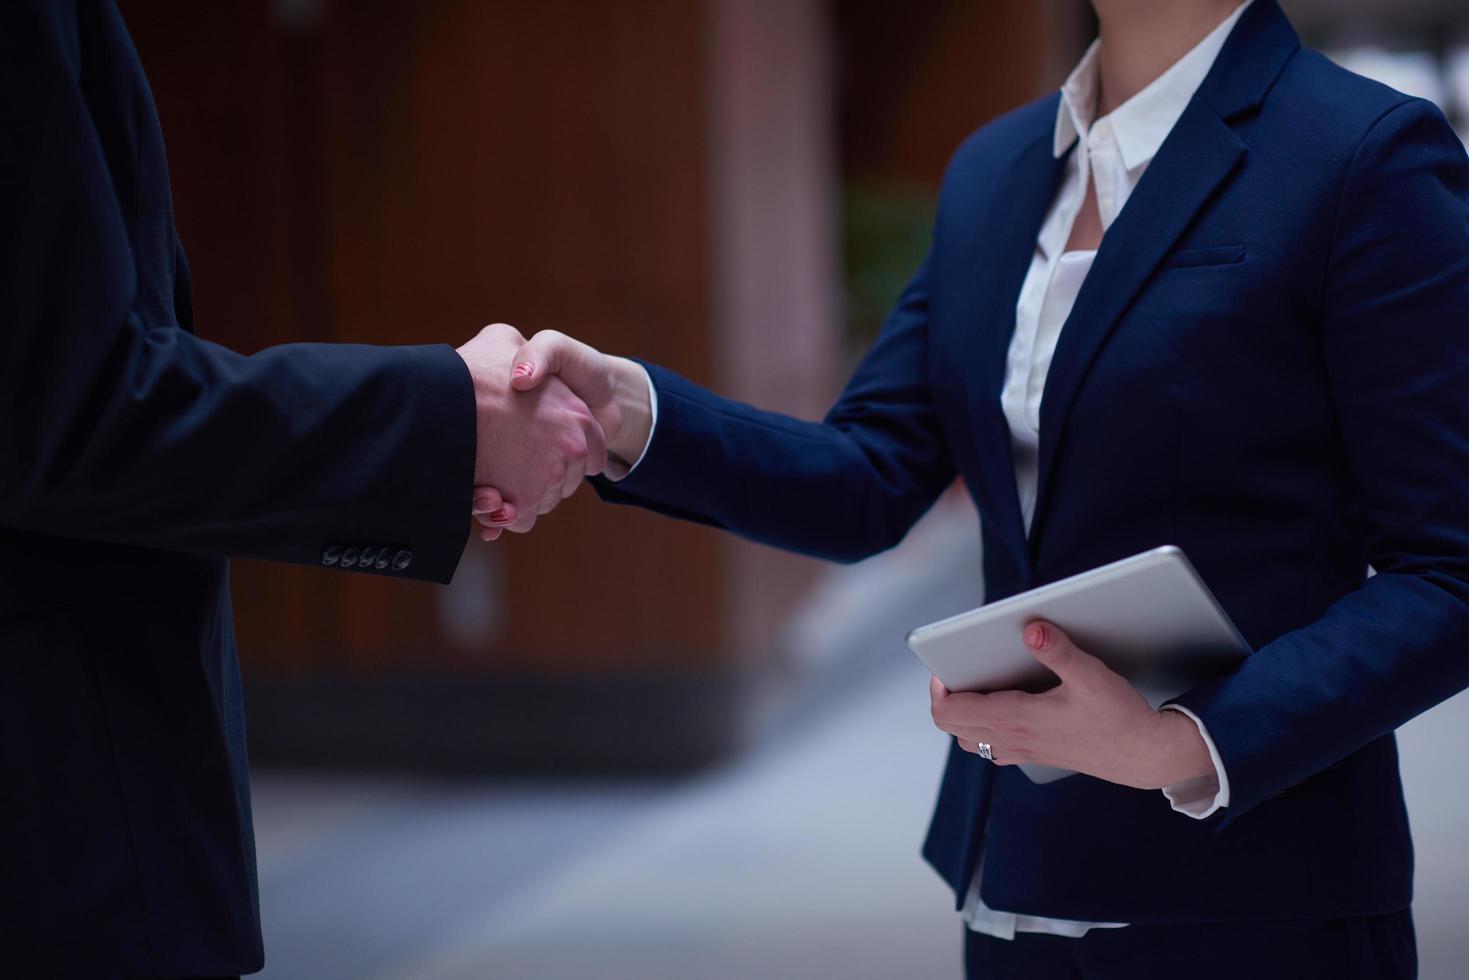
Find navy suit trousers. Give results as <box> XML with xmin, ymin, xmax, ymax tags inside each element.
<box><xmin>964</xmin><ymin>912</ymin><xmax>1417</xmax><ymax>980</ymax></box>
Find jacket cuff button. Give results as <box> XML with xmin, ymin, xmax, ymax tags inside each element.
<box><xmin>340</xmin><ymin>546</ymin><xmax>361</xmax><ymax>568</ymax></box>
<box><xmin>321</xmin><ymin>544</ymin><xmax>342</xmax><ymax>566</ymax></box>
<box><xmin>391</xmin><ymin>549</ymin><xmax>413</xmax><ymax>572</ymax></box>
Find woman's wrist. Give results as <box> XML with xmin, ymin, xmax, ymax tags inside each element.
<box><xmin>1146</xmin><ymin>708</ymin><xmax>1216</xmax><ymax>789</ymax></box>
<box><xmin>607</xmin><ymin>355</ymin><xmax>654</xmax><ymax>469</ymax></box>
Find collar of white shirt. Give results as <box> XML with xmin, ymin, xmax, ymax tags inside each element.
<box><xmin>1052</xmin><ymin>1</ymin><xmax>1254</xmax><ymax>170</ymax></box>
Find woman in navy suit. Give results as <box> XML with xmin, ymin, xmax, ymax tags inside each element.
<box><xmin>481</xmin><ymin>1</ymin><xmax>1469</xmax><ymax>976</ymax></box>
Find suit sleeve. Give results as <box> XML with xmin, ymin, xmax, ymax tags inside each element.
<box><xmin>1173</xmin><ymin>98</ymin><xmax>1469</xmax><ymax>823</ymax></box>
<box><xmin>593</xmin><ymin>254</ymin><xmax>956</xmax><ymax>563</ymax></box>
<box><xmin>0</xmin><ymin>2</ymin><xmax>475</xmax><ymax>583</ymax></box>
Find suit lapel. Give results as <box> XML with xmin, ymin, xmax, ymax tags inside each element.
<box><xmin>1028</xmin><ymin>105</ymin><xmax>1246</xmax><ymax>546</ymax></box>
<box><xmin>963</xmin><ymin>128</ymin><xmax>1069</xmax><ymax>579</ymax></box>
<box><xmin>961</xmin><ymin>0</ymin><xmax>1301</xmax><ymax>565</ymax></box>
<box><xmin>1024</xmin><ymin>0</ymin><xmax>1306</xmax><ymax>551</ymax></box>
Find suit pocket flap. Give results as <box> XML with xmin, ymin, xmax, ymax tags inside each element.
<box><xmin>1160</xmin><ymin>243</ymin><xmax>1246</xmax><ymax>270</ymax></box>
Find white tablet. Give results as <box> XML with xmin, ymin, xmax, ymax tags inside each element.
<box><xmin>907</xmin><ymin>545</ymin><xmax>1249</xmax><ymax>784</ymax></box>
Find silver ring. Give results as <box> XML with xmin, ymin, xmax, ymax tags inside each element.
<box><xmin>976</xmin><ymin>742</ymin><xmax>993</xmax><ymax>761</ymax></box>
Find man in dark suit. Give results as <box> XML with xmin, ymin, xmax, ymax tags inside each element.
<box><xmin>0</xmin><ymin>2</ymin><xmax>596</xmax><ymax>976</ymax></box>
<box><xmin>488</xmin><ymin>0</ymin><xmax>1469</xmax><ymax>975</ymax></box>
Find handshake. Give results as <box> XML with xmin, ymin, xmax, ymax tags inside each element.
<box><xmin>454</xmin><ymin>323</ymin><xmax>652</xmax><ymax>540</ymax></box>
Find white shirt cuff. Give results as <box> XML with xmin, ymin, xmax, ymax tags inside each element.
<box><xmin>1159</xmin><ymin>704</ymin><xmax>1230</xmax><ymax>819</ymax></box>
<box><xmin>607</xmin><ymin>363</ymin><xmax>658</xmax><ymax>481</ymax></box>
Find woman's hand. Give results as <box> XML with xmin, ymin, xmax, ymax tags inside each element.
<box><xmin>471</xmin><ymin>330</ymin><xmax>656</xmax><ymax>538</ymax></box>
<box><xmin>471</xmin><ymin>487</ymin><xmax>513</xmax><ymax>542</ymax></box>
<box><xmin>507</xmin><ymin>330</ymin><xmax>653</xmax><ymax>473</ymax></box>
<box><xmin>929</xmin><ymin>621</ymin><xmax>1214</xmax><ymax>790</ymax></box>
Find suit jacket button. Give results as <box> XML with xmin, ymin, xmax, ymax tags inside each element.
<box><xmin>321</xmin><ymin>544</ymin><xmax>342</xmax><ymax>566</ymax></box>
<box><xmin>340</xmin><ymin>546</ymin><xmax>361</xmax><ymax>568</ymax></box>
<box><xmin>359</xmin><ymin>546</ymin><xmax>379</xmax><ymax>568</ymax></box>
<box><xmin>374</xmin><ymin>551</ymin><xmax>391</xmax><ymax>570</ymax></box>
<box><xmin>392</xmin><ymin>549</ymin><xmax>413</xmax><ymax>572</ymax></box>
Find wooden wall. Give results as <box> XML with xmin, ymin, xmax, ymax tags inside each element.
<box><xmin>837</xmin><ymin>0</ymin><xmax>1090</xmax><ymax>188</ymax></box>
<box><xmin>121</xmin><ymin>0</ymin><xmax>1069</xmax><ymax>771</ymax></box>
<box><xmin>128</xmin><ymin>1</ymin><xmax>735</xmax><ymax>676</ymax></box>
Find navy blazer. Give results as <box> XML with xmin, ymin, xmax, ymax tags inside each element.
<box><xmin>1</xmin><ymin>2</ymin><xmax>474</xmax><ymax>975</ymax></box>
<box><xmin>599</xmin><ymin>0</ymin><xmax>1469</xmax><ymax>922</ymax></box>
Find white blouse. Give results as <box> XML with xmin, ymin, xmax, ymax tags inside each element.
<box><xmin>965</xmin><ymin>0</ymin><xmax>1251</xmax><ymax>941</ymax></box>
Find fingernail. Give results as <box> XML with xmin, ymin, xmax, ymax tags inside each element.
<box><xmin>1025</xmin><ymin>623</ymin><xmax>1049</xmax><ymax>649</ymax></box>
<box><xmin>488</xmin><ymin>509</ymin><xmax>511</xmax><ymax>524</ymax></box>
<box><xmin>513</xmin><ymin>362</ymin><xmax>534</xmax><ymax>378</ymax></box>
<box><xmin>472</xmin><ymin>496</ymin><xmax>497</xmax><ymax>513</ymax></box>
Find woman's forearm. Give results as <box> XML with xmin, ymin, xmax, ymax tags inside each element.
<box><xmin>605</xmin><ymin>355</ymin><xmax>656</xmax><ymax>475</ymax></box>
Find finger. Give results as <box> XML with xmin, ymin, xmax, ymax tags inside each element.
<box><xmin>561</xmin><ymin>458</ymin><xmax>584</xmax><ymax>502</ymax></box>
<box><xmin>957</xmin><ymin>743</ymin><xmax>1016</xmax><ymax>764</ymax></box>
<box><xmin>509</xmin><ymin>331</ymin><xmax>572</xmax><ymax>391</ymax></box>
<box><xmin>510</xmin><ymin>357</ymin><xmax>542</xmax><ymax>390</ymax></box>
<box><xmin>479</xmin><ymin>526</ymin><xmax>502</xmax><ymax>542</ymax></box>
<box><xmin>930</xmin><ymin>675</ymin><xmax>954</xmax><ymax>728</ymax></box>
<box><xmin>930</xmin><ymin>687</ymin><xmax>992</xmax><ymax>727</ymax></box>
<box><xmin>938</xmin><ymin>722</ymin><xmax>999</xmax><ymax>742</ymax></box>
<box><xmin>932</xmin><ymin>689</ymin><xmax>1037</xmax><ymax>744</ymax></box>
<box><xmin>471</xmin><ymin>496</ymin><xmax>517</xmax><ymax>528</ymax></box>
<box><xmin>555</xmin><ymin>420</ymin><xmax>592</xmax><ymax>498</ymax></box>
<box><xmin>537</xmin><ymin>479</ymin><xmax>564</xmax><ymax>516</ymax></box>
<box><xmin>532</xmin><ymin>460</ymin><xmax>568</xmax><ymax>515</ymax></box>
<box><xmin>1022</xmin><ymin>620</ymin><xmax>1101</xmax><ymax>682</ymax></box>
<box><xmin>582</xmin><ymin>413</ymin><xmax>609</xmax><ymax>478</ymax></box>
<box><xmin>471</xmin><ymin>488</ymin><xmax>504</xmax><ymax>515</ymax></box>
<box><xmin>474</xmin><ymin>508</ymin><xmax>516</xmax><ymax>528</ymax></box>
<box><xmin>511</xmin><ymin>330</ymin><xmax>612</xmax><ymax>403</ymax></box>
<box><xmin>931</xmin><ymin>706</ymin><xmax>1006</xmax><ymax>737</ymax></box>
<box><xmin>957</xmin><ymin>739</ymin><xmax>1010</xmax><ymax>765</ymax></box>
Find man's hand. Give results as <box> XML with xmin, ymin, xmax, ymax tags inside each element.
<box><xmin>472</xmin><ymin>329</ymin><xmax>654</xmax><ymax>539</ymax></box>
<box><xmin>928</xmin><ymin>621</ymin><xmax>1215</xmax><ymax>790</ymax></box>
<box><xmin>457</xmin><ymin>323</ymin><xmax>608</xmax><ymax>535</ymax></box>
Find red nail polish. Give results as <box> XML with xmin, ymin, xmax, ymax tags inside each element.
<box><xmin>489</xmin><ymin>509</ymin><xmax>510</xmax><ymax>524</ymax></box>
<box><xmin>513</xmin><ymin>362</ymin><xmax>533</xmax><ymax>378</ymax></box>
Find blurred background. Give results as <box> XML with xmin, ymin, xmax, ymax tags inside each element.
<box><xmin>121</xmin><ymin>1</ymin><xmax>1469</xmax><ymax>977</ymax></box>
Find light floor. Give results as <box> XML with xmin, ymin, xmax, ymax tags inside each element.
<box><xmin>250</xmin><ymin>506</ymin><xmax>1469</xmax><ymax>979</ymax></box>
<box><xmin>250</xmin><ymin>678</ymin><xmax>1469</xmax><ymax>980</ymax></box>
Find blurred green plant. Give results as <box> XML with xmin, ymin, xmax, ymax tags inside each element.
<box><xmin>842</xmin><ymin>180</ymin><xmax>937</xmax><ymax>346</ymax></box>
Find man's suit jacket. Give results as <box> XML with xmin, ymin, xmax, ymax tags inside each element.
<box><xmin>598</xmin><ymin>0</ymin><xmax>1469</xmax><ymax>922</ymax></box>
<box><xmin>1</xmin><ymin>3</ymin><xmax>474</xmax><ymax>975</ymax></box>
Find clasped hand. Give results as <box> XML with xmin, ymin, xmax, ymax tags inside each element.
<box><xmin>456</xmin><ymin>323</ymin><xmax>606</xmax><ymax>537</ymax></box>
<box><xmin>457</xmin><ymin>323</ymin><xmax>646</xmax><ymax>540</ymax></box>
